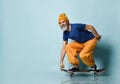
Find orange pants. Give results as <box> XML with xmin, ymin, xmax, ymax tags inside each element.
<box><xmin>65</xmin><ymin>38</ymin><xmax>97</xmax><ymax>67</ymax></box>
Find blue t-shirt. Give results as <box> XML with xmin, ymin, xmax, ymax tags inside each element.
<box><xmin>63</xmin><ymin>23</ymin><xmax>95</xmax><ymax>43</ymax></box>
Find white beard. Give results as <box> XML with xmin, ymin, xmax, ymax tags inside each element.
<box><xmin>61</xmin><ymin>25</ymin><xmax>68</xmax><ymax>32</ymax></box>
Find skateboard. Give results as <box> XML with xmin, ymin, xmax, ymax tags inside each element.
<box><xmin>61</xmin><ymin>68</ymin><xmax>105</xmax><ymax>77</ymax></box>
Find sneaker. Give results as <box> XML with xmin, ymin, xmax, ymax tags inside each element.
<box><xmin>91</xmin><ymin>65</ymin><xmax>97</xmax><ymax>71</ymax></box>
<box><xmin>68</xmin><ymin>67</ymin><xmax>79</xmax><ymax>72</ymax></box>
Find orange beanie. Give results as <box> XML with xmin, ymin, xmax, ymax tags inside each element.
<box><xmin>58</xmin><ymin>13</ymin><xmax>69</xmax><ymax>23</ymax></box>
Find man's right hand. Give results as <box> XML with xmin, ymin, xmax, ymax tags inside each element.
<box><xmin>60</xmin><ymin>62</ymin><xmax>65</xmax><ymax>70</ymax></box>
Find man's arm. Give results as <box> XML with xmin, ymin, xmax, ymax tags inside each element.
<box><xmin>85</xmin><ymin>25</ymin><xmax>101</xmax><ymax>41</ymax></box>
<box><xmin>60</xmin><ymin>41</ymin><xmax>68</xmax><ymax>69</ymax></box>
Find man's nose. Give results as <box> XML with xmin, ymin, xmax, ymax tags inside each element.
<box><xmin>61</xmin><ymin>23</ymin><xmax>65</xmax><ymax>27</ymax></box>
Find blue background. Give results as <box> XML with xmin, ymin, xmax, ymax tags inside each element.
<box><xmin>0</xmin><ymin>0</ymin><xmax>120</xmax><ymax>84</ymax></box>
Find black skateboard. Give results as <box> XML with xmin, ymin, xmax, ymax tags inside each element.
<box><xmin>61</xmin><ymin>68</ymin><xmax>105</xmax><ymax>77</ymax></box>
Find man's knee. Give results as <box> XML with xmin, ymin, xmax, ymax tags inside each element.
<box><xmin>65</xmin><ymin>44</ymin><xmax>71</xmax><ymax>51</ymax></box>
<box><xmin>79</xmin><ymin>52</ymin><xmax>85</xmax><ymax>59</ymax></box>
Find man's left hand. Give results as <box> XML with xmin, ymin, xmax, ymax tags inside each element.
<box><xmin>95</xmin><ymin>35</ymin><xmax>101</xmax><ymax>41</ymax></box>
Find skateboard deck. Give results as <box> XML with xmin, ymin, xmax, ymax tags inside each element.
<box><xmin>61</xmin><ymin>68</ymin><xmax>105</xmax><ymax>77</ymax></box>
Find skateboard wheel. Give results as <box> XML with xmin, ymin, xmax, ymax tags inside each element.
<box><xmin>94</xmin><ymin>72</ymin><xmax>98</xmax><ymax>77</ymax></box>
<box><xmin>70</xmin><ymin>73</ymin><xmax>74</xmax><ymax>77</ymax></box>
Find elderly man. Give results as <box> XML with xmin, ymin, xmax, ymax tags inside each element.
<box><xmin>58</xmin><ymin>13</ymin><xmax>101</xmax><ymax>71</ymax></box>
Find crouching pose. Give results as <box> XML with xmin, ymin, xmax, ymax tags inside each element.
<box><xmin>58</xmin><ymin>13</ymin><xmax>101</xmax><ymax>71</ymax></box>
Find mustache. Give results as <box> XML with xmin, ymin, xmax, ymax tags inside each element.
<box><xmin>61</xmin><ymin>25</ymin><xmax>68</xmax><ymax>31</ymax></box>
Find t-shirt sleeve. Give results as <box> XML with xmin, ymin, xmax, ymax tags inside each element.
<box><xmin>77</xmin><ymin>24</ymin><xmax>86</xmax><ymax>30</ymax></box>
<box><xmin>63</xmin><ymin>32</ymin><xmax>68</xmax><ymax>41</ymax></box>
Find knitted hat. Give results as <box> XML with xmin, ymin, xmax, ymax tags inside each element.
<box><xmin>58</xmin><ymin>13</ymin><xmax>69</xmax><ymax>23</ymax></box>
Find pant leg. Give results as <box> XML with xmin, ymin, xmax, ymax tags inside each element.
<box><xmin>80</xmin><ymin>38</ymin><xmax>97</xmax><ymax>67</ymax></box>
<box><xmin>66</xmin><ymin>42</ymin><xmax>84</xmax><ymax>65</ymax></box>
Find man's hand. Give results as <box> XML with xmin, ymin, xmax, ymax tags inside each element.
<box><xmin>85</xmin><ymin>25</ymin><xmax>101</xmax><ymax>41</ymax></box>
<box><xmin>60</xmin><ymin>62</ymin><xmax>65</xmax><ymax>70</ymax></box>
<box><xmin>95</xmin><ymin>35</ymin><xmax>101</xmax><ymax>41</ymax></box>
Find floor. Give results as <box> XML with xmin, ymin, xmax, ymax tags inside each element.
<box><xmin>0</xmin><ymin>69</ymin><xmax>111</xmax><ymax>84</ymax></box>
